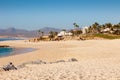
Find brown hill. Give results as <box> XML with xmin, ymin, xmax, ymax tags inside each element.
<box><xmin>0</xmin><ymin>27</ymin><xmax>61</xmax><ymax>38</ymax></box>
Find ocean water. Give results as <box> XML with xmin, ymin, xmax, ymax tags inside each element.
<box><xmin>0</xmin><ymin>38</ymin><xmax>33</xmax><ymax>57</ymax></box>
<box><xmin>0</xmin><ymin>47</ymin><xmax>13</xmax><ymax>57</ymax></box>
<box><xmin>0</xmin><ymin>38</ymin><xmax>16</xmax><ymax>57</ymax></box>
<box><xmin>0</xmin><ymin>38</ymin><xmax>21</xmax><ymax>41</ymax></box>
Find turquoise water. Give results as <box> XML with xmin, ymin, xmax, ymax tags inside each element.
<box><xmin>0</xmin><ymin>38</ymin><xmax>34</xmax><ymax>57</ymax></box>
<box><xmin>0</xmin><ymin>47</ymin><xmax>13</xmax><ymax>57</ymax></box>
<box><xmin>0</xmin><ymin>38</ymin><xmax>15</xmax><ymax>57</ymax></box>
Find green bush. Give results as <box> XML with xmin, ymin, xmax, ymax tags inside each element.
<box><xmin>93</xmin><ymin>34</ymin><xmax>120</xmax><ymax>39</ymax></box>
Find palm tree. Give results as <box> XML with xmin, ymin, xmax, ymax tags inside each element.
<box><xmin>38</xmin><ymin>30</ymin><xmax>41</xmax><ymax>37</ymax></box>
<box><xmin>116</xmin><ymin>23</ymin><xmax>120</xmax><ymax>29</ymax></box>
<box><xmin>87</xmin><ymin>26</ymin><xmax>92</xmax><ymax>34</ymax></box>
<box><xmin>49</xmin><ymin>31</ymin><xmax>55</xmax><ymax>40</ymax></box>
<box><xmin>73</xmin><ymin>23</ymin><xmax>79</xmax><ymax>29</ymax></box>
<box><xmin>91</xmin><ymin>22</ymin><xmax>100</xmax><ymax>34</ymax></box>
<box><xmin>54</xmin><ymin>32</ymin><xmax>58</xmax><ymax>36</ymax></box>
<box><xmin>94</xmin><ymin>22</ymin><xmax>99</xmax><ymax>26</ymax></box>
<box><xmin>38</xmin><ymin>30</ymin><xmax>44</xmax><ymax>38</ymax></box>
<box><xmin>105</xmin><ymin>23</ymin><xmax>112</xmax><ymax>28</ymax></box>
<box><xmin>41</xmin><ymin>31</ymin><xmax>44</xmax><ymax>36</ymax></box>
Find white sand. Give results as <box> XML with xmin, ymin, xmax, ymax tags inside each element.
<box><xmin>1</xmin><ymin>59</ymin><xmax>120</xmax><ymax>80</ymax></box>
<box><xmin>0</xmin><ymin>39</ymin><xmax>120</xmax><ymax>80</ymax></box>
<box><xmin>0</xmin><ymin>39</ymin><xmax>120</xmax><ymax>65</ymax></box>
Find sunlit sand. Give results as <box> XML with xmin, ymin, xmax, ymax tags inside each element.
<box><xmin>0</xmin><ymin>39</ymin><xmax>120</xmax><ymax>79</ymax></box>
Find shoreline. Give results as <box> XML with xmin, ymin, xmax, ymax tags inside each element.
<box><xmin>0</xmin><ymin>47</ymin><xmax>36</xmax><ymax>58</ymax></box>
<box><xmin>0</xmin><ymin>39</ymin><xmax>120</xmax><ymax>66</ymax></box>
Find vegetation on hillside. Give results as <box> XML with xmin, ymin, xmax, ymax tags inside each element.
<box><xmin>71</xmin><ymin>22</ymin><xmax>120</xmax><ymax>39</ymax></box>
<box><xmin>35</xmin><ymin>22</ymin><xmax>120</xmax><ymax>41</ymax></box>
<box><xmin>93</xmin><ymin>34</ymin><xmax>120</xmax><ymax>39</ymax></box>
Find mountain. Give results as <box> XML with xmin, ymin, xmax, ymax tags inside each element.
<box><xmin>0</xmin><ymin>27</ymin><xmax>61</xmax><ymax>38</ymax></box>
<box><xmin>39</xmin><ymin>27</ymin><xmax>61</xmax><ymax>34</ymax></box>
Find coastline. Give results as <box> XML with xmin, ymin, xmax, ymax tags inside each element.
<box><xmin>1</xmin><ymin>39</ymin><xmax>120</xmax><ymax>79</ymax></box>
<box><xmin>0</xmin><ymin>39</ymin><xmax>120</xmax><ymax>66</ymax></box>
<box><xmin>0</xmin><ymin>47</ymin><xmax>36</xmax><ymax>58</ymax></box>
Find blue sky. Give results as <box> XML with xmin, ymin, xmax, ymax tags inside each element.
<box><xmin>0</xmin><ymin>0</ymin><xmax>120</xmax><ymax>30</ymax></box>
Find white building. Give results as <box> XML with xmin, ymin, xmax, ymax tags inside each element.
<box><xmin>82</xmin><ymin>26</ymin><xmax>89</xmax><ymax>34</ymax></box>
<box><xmin>57</xmin><ymin>31</ymin><xmax>73</xmax><ymax>37</ymax></box>
<box><xmin>102</xmin><ymin>28</ymin><xmax>111</xmax><ymax>32</ymax></box>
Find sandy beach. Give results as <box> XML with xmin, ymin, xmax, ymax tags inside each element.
<box><xmin>0</xmin><ymin>39</ymin><xmax>120</xmax><ymax>66</ymax></box>
<box><xmin>0</xmin><ymin>39</ymin><xmax>120</xmax><ymax>79</ymax></box>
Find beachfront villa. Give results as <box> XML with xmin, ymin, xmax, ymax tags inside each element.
<box><xmin>57</xmin><ymin>31</ymin><xmax>73</xmax><ymax>37</ymax></box>
<box><xmin>82</xmin><ymin>26</ymin><xmax>89</xmax><ymax>34</ymax></box>
<box><xmin>101</xmin><ymin>28</ymin><xmax>111</xmax><ymax>33</ymax></box>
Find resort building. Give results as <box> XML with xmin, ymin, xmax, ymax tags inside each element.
<box><xmin>57</xmin><ymin>31</ymin><xmax>73</xmax><ymax>37</ymax></box>
<box><xmin>82</xmin><ymin>26</ymin><xmax>89</xmax><ymax>34</ymax></box>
